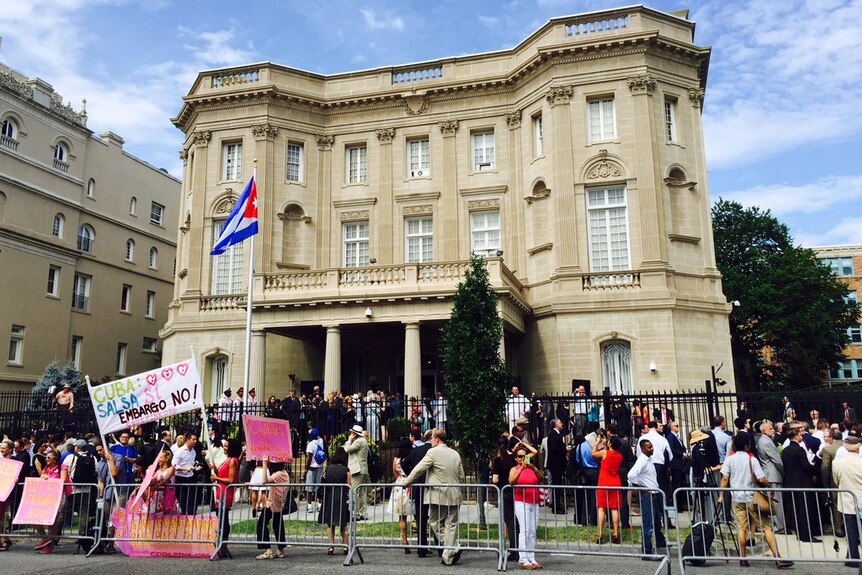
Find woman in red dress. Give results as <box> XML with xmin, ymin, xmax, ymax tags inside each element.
<box><xmin>212</xmin><ymin>438</ymin><xmax>241</xmax><ymax>559</ymax></box>
<box><xmin>592</xmin><ymin>434</ymin><xmax>623</xmax><ymax>544</ymax></box>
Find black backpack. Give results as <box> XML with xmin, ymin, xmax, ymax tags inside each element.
<box><xmin>70</xmin><ymin>451</ymin><xmax>98</xmax><ymax>486</ymax></box>
<box><xmin>682</xmin><ymin>521</ymin><xmax>715</xmax><ymax>566</ymax></box>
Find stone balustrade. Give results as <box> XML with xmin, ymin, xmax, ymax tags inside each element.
<box><xmin>582</xmin><ymin>271</ymin><xmax>640</xmax><ymax>290</ymax></box>
<box><xmin>391</xmin><ymin>65</ymin><xmax>444</xmax><ymax>85</ymax></box>
<box><xmin>564</xmin><ymin>14</ymin><xmax>629</xmax><ymax>38</ymax></box>
<box><xmin>211</xmin><ymin>69</ymin><xmax>261</xmax><ymax>89</ymax></box>
<box><xmin>200</xmin><ymin>295</ymin><xmax>246</xmax><ymax>311</ymax></box>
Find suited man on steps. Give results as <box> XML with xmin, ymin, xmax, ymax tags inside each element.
<box><xmin>404</xmin><ymin>428</ymin><xmax>466</xmax><ymax>566</ymax></box>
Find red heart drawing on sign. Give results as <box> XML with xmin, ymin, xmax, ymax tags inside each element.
<box><xmin>177</xmin><ymin>363</ymin><xmax>188</xmax><ymax>376</ymax></box>
<box><xmin>161</xmin><ymin>368</ymin><xmax>174</xmax><ymax>381</ymax></box>
<box><xmin>146</xmin><ymin>373</ymin><xmax>158</xmax><ymax>386</ymax></box>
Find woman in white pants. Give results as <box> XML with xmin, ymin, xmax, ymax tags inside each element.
<box><xmin>509</xmin><ymin>445</ymin><xmax>544</xmax><ymax>570</ymax></box>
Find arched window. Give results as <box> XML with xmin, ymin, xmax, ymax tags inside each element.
<box><xmin>149</xmin><ymin>247</ymin><xmax>158</xmax><ymax>269</ymax></box>
<box><xmin>53</xmin><ymin>213</ymin><xmax>65</xmax><ymax>238</ymax></box>
<box><xmin>54</xmin><ymin>143</ymin><xmax>67</xmax><ymax>162</ymax></box>
<box><xmin>77</xmin><ymin>224</ymin><xmax>94</xmax><ymax>253</ymax></box>
<box><xmin>1</xmin><ymin>117</ymin><xmax>18</xmax><ymax>150</ymax></box>
<box><xmin>86</xmin><ymin>179</ymin><xmax>95</xmax><ymax>198</ymax></box>
<box><xmin>130</xmin><ymin>196</ymin><xmax>137</xmax><ymax>215</ymax></box>
<box><xmin>125</xmin><ymin>239</ymin><xmax>135</xmax><ymax>261</ymax></box>
<box><xmin>601</xmin><ymin>340</ymin><xmax>633</xmax><ymax>395</ymax></box>
<box><xmin>210</xmin><ymin>354</ymin><xmax>229</xmax><ymax>403</ymax></box>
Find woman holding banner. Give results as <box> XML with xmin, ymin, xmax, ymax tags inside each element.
<box><xmin>33</xmin><ymin>449</ymin><xmax>65</xmax><ymax>554</ymax></box>
<box><xmin>212</xmin><ymin>438</ymin><xmax>240</xmax><ymax>559</ymax></box>
<box><xmin>145</xmin><ymin>450</ymin><xmax>177</xmax><ymax>514</ymax></box>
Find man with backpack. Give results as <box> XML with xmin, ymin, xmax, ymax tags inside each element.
<box><xmin>63</xmin><ymin>439</ymin><xmax>98</xmax><ymax>548</ymax></box>
<box><xmin>305</xmin><ymin>428</ymin><xmax>326</xmax><ymax>513</ymax></box>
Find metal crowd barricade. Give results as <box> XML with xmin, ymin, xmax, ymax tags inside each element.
<box><xmin>217</xmin><ymin>481</ymin><xmax>352</xmax><ymax>559</ymax></box>
<box><xmin>1</xmin><ymin>481</ymin><xmax>100</xmax><ymax>554</ymax></box>
<box><xmin>500</xmin><ymin>484</ymin><xmax>670</xmax><ymax>572</ymax></box>
<box><xmin>675</xmin><ymin>486</ymin><xmax>862</xmax><ymax>574</ymax></box>
<box><xmin>94</xmin><ymin>482</ymin><xmax>220</xmax><ymax>559</ymax></box>
<box><xmin>347</xmin><ymin>482</ymin><xmax>504</xmax><ymax>570</ymax></box>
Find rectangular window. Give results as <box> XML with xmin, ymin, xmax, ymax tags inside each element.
<box><xmin>72</xmin><ymin>273</ymin><xmax>91</xmax><ymax>311</ymax></box>
<box><xmin>534</xmin><ymin>115</ymin><xmax>543</xmax><ymax>157</ymax></box>
<box><xmin>116</xmin><ymin>342</ymin><xmax>127</xmax><ymax>376</ymax></box>
<box><xmin>849</xmin><ymin>291</ymin><xmax>861</xmax><ymax>344</ymax></box>
<box><xmin>471</xmin><ymin>131</ymin><xmax>495</xmax><ymax>171</ymax></box>
<box><xmin>70</xmin><ymin>336</ymin><xmax>83</xmax><ymax>369</ymax></box>
<box><xmin>47</xmin><ymin>265</ymin><xmax>60</xmax><ymax>296</ymax></box>
<box><xmin>343</xmin><ymin>222</ymin><xmax>370</xmax><ymax>268</ymax></box>
<box><xmin>588</xmin><ymin>98</ymin><xmax>616</xmax><ymax>142</ymax></box>
<box><xmin>212</xmin><ymin>220</ymin><xmax>244</xmax><ymax>294</ymax></box>
<box><xmin>664</xmin><ymin>98</ymin><xmax>677</xmax><ymax>142</ymax></box>
<box><xmin>346</xmin><ymin>145</ymin><xmax>367</xmax><ymax>183</ymax></box>
<box><xmin>8</xmin><ymin>325</ymin><xmax>24</xmax><ymax>365</ymax></box>
<box><xmin>822</xmin><ymin>257</ymin><xmax>855</xmax><ymax>276</ymax></box>
<box><xmin>121</xmin><ymin>284</ymin><xmax>132</xmax><ymax>312</ymax></box>
<box><xmin>470</xmin><ymin>210</ymin><xmax>501</xmax><ymax>256</ymax></box>
<box><xmin>146</xmin><ymin>290</ymin><xmax>155</xmax><ymax>318</ymax></box>
<box><xmin>223</xmin><ymin>142</ymin><xmax>243</xmax><ymax>180</ymax></box>
<box><xmin>407</xmin><ymin>138</ymin><xmax>430</xmax><ymax>177</ymax></box>
<box><xmin>286</xmin><ymin>142</ymin><xmax>304</xmax><ymax>182</ymax></box>
<box><xmin>150</xmin><ymin>202</ymin><xmax>165</xmax><ymax>226</ymax></box>
<box><xmin>831</xmin><ymin>359</ymin><xmax>860</xmax><ymax>380</ymax></box>
<box><xmin>587</xmin><ymin>186</ymin><xmax>631</xmax><ymax>272</ymax></box>
<box><xmin>143</xmin><ymin>337</ymin><xmax>158</xmax><ymax>353</ymax></box>
<box><xmin>406</xmin><ymin>217</ymin><xmax>433</xmax><ymax>263</ymax></box>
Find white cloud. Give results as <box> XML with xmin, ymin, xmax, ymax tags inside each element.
<box><xmin>797</xmin><ymin>218</ymin><xmax>862</xmax><ymax>247</ymax></box>
<box><xmin>360</xmin><ymin>8</ymin><xmax>404</xmax><ymax>31</ymax></box>
<box><xmin>719</xmin><ymin>175</ymin><xmax>862</xmax><ymax>217</ymax></box>
<box><xmin>695</xmin><ymin>0</ymin><xmax>862</xmax><ymax>168</ymax></box>
<box><xmin>479</xmin><ymin>15</ymin><xmax>499</xmax><ymax>28</ymax></box>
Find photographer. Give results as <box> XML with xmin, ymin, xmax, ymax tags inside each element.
<box><xmin>689</xmin><ymin>429</ymin><xmax>718</xmax><ymax>522</ymax></box>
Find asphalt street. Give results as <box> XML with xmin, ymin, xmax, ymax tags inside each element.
<box><xmin>0</xmin><ymin>543</ymin><xmax>857</xmax><ymax>575</ymax></box>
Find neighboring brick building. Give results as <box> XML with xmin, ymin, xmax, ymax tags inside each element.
<box><xmin>162</xmin><ymin>6</ymin><xmax>734</xmax><ymax>400</ymax></box>
<box><xmin>816</xmin><ymin>245</ymin><xmax>862</xmax><ymax>383</ymax></box>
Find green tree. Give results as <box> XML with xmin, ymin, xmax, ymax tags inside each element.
<box><xmin>60</xmin><ymin>361</ymin><xmax>84</xmax><ymax>391</ymax></box>
<box><xmin>712</xmin><ymin>199</ymin><xmax>860</xmax><ymax>390</ymax></box>
<box><xmin>33</xmin><ymin>361</ymin><xmax>63</xmax><ymax>393</ymax></box>
<box><xmin>441</xmin><ymin>254</ymin><xmax>508</xmax><ymax>465</ymax></box>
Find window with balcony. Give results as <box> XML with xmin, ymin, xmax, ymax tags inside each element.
<box><xmin>406</xmin><ymin>217</ymin><xmax>433</xmax><ymax>263</ymax></box>
<box><xmin>212</xmin><ymin>219</ymin><xmax>244</xmax><ymax>294</ymax></box>
<box><xmin>407</xmin><ymin>138</ymin><xmax>430</xmax><ymax>178</ymax></box>
<box><xmin>54</xmin><ymin>142</ymin><xmax>69</xmax><ymax>171</ymax></box>
<box><xmin>223</xmin><ymin>141</ymin><xmax>243</xmax><ymax>181</ymax></box>
<box><xmin>286</xmin><ymin>142</ymin><xmax>304</xmax><ymax>182</ymax></box>
<box><xmin>77</xmin><ymin>224</ymin><xmax>94</xmax><ymax>253</ymax></box>
<box><xmin>343</xmin><ymin>221</ymin><xmax>370</xmax><ymax>268</ymax></box>
<box><xmin>8</xmin><ymin>325</ymin><xmax>24</xmax><ymax>365</ymax></box>
<box><xmin>587</xmin><ymin>186</ymin><xmax>630</xmax><ymax>272</ymax></box>
<box><xmin>471</xmin><ymin>131</ymin><xmax>495</xmax><ymax>171</ymax></box>
<box><xmin>346</xmin><ymin>145</ymin><xmax>367</xmax><ymax>183</ymax></box>
<box><xmin>470</xmin><ymin>210</ymin><xmax>501</xmax><ymax>256</ymax></box>
<box><xmin>72</xmin><ymin>273</ymin><xmax>91</xmax><ymax>311</ymax></box>
<box><xmin>588</xmin><ymin>98</ymin><xmax>616</xmax><ymax>142</ymax></box>
<box><xmin>1</xmin><ymin>117</ymin><xmax>18</xmax><ymax>150</ymax></box>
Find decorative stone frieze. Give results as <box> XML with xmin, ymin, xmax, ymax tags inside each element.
<box><xmin>627</xmin><ymin>74</ymin><xmax>656</xmax><ymax>95</ymax></box>
<box><xmin>402</xmin><ymin>204</ymin><xmax>433</xmax><ymax>216</ymax></box>
<box><xmin>179</xmin><ymin>149</ymin><xmax>189</xmax><ymax>165</ymax></box>
<box><xmin>689</xmin><ymin>88</ymin><xmax>705</xmax><ymax>108</ymax></box>
<box><xmin>340</xmin><ymin>210</ymin><xmax>370</xmax><ymax>221</ymax></box>
<box><xmin>587</xmin><ymin>160</ymin><xmax>623</xmax><ymax>180</ymax></box>
<box><xmin>252</xmin><ymin>123</ymin><xmax>279</xmax><ymax>140</ymax></box>
<box><xmin>546</xmin><ymin>85</ymin><xmax>574</xmax><ymax>106</ymax></box>
<box><xmin>403</xmin><ymin>94</ymin><xmax>429</xmax><ymax>116</ymax></box>
<box><xmin>315</xmin><ymin>134</ymin><xmax>335</xmax><ymax>150</ymax></box>
<box><xmin>524</xmin><ymin>188</ymin><xmax>551</xmax><ymax>204</ymax></box>
<box><xmin>438</xmin><ymin>120</ymin><xmax>459</xmax><ymax>136</ymax></box>
<box><xmin>506</xmin><ymin>109</ymin><xmax>522</xmax><ymax>128</ymax></box>
<box><xmin>376</xmin><ymin>127</ymin><xmax>395</xmax><ymax>143</ymax></box>
<box><xmin>467</xmin><ymin>199</ymin><xmax>500</xmax><ymax>210</ymax></box>
<box><xmin>192</xmin><ymin>130</ymin><xmax>212</xmax><ymax>147</ymax></box>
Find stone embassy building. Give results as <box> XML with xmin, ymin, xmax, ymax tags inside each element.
<box><xmin>161</xmin><ymin>5</ymin><xmax>735</xmax><ymax>402</ymax></box>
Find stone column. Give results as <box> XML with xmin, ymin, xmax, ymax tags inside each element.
<box><xmin>252</xmin><ymin>123</ymin><xmax>278</xmax><ymax>272</ymax></box>
<box><xmin>506</xmin><ymin>110</ymin><xmax>525</xmax><ymax>275</ymax></box>
<box><xmin>438</xmin><ymin>120</ymin><xmax>459</xmax><ymax>260</ymax></box>
<box><xmin>316</xmin><ymin>135</ymin><xmax>335</xmax><ymax>268</ymax></box>
<box><xmin>498</xmin><ymin>328</ymin><xmax>506</xmax><ymax>364</ymax></box>
<box><xmin>186</xmin><ymin>130</ymin><xmax>211</xmax><ymax>296</ymax></box>
<box><xmin>376</xmin><ymin>128</ymin><xmax>394</xmax><ymax>263</ymax></box>
<box><xmin>323</xmin><ymin>325</ymin><xmax>342</xmax><ymax>395</ymax></box>
<box><xmin>249</xmin><ymin>329</ymin><xmax>267</xmax><ymax>398</ymax></box>
<box><xmin>688</xmin><ymin>87</ymin><xmax>718</xmax><ymax>273</ymax></box>
<box><xmin>403</xmin><ymin>322</ymin><xmax>421</xmax><ymax>400</ymax></box>
<box><xmin>547</xmin><ymin>86</ymin><xmax>580</xmax><ymax>271</ymax></box>
<box><xmin>627</xmin><ymin>74</ymin><xmax>667</xmax><ymax>267</ymax></box>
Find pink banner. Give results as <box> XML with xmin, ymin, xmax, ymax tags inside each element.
<box><xmin>111</xmin><ymin>507</ymin><xmax>217</xmax><ymax>558</ymax></box>
<box><xmin>12</xmin><ymin>477</ymin><xmax>63</xmax><ymax>525</ymax></box>
<box><xmin>129</xmin><ymin>446</ymin><xmax>163</xmax><ymax>509</ymax></box>
<box><xmin>0</xmin><ymin>458</ymin><xmax>23</xmax><ymax>502</ymax></box>
<box><xmin>243</xmin><ymin>414</ymin><xmax>293</xmax><ymax>462</ymax></box>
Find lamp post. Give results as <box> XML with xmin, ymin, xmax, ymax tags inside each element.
<box><xmin>705</xmin><ymin>362</ymin><xmax>726</xmax><ymax>424</ymax></box>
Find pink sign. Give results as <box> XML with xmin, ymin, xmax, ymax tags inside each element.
<box><xmin>111</xmin><ymin>507</ymin><xmax>217</xmax><ymax>558</ymax></box>
<box><xmin>243</xmin><ymin>414</ymin><xmax>293</xmax><ymax>462</ymax></box>
<box><xmin>12</xmin><ymin>477</ymin><xmax>63</xmax><ymax>525</ymax></box>
<box><xmin>0</xmin><ymin>458</ymin><xmax>23</xmax><ymax>502</ymax></box>
<box><xmin>129</xmin><ymin>446</ymin><xmax>163</xmax><ymax>509</ymax></box>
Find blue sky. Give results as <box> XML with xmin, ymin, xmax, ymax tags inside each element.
<box><xmin>2</xmin><ymin>0</ymin><xmax>860</xmax><ymax>247</ymax></box>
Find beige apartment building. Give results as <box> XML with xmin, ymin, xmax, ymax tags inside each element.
<box><xmin>816</xmin><ymin>246</ymin><xmax>862</xmax><ymax>383</ymax></box>
<box><xmin>0</xmin><ymin>62</ymin><xmax>180</xmax><ymax>391</ymax></box>
<box><xmin>163</xmin><ymin>5</ymin><xmax>735</xmax><ymax>401</ymax></box>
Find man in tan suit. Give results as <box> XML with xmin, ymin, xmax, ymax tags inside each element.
<box><xmin>404</xmin><ymin>428</ymin><xmax>466</xmax><ymax>566</ymax></box>
<box><xmin>344</xmin><ymin>424</ymin><xmax>370</xmax><ymax>519</ymax></box>
<box><xmin>832</xmin><ymin>435</ymin><xmax>862</xmax><ymax>566</ymax></box>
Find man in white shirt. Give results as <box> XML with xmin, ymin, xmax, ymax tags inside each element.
<box><xmin>505</xmin><ymin>386</ymin><xmax>530</xmax><ymax>433</ymax></box>
<box><xmin>711</xmin><ymin>416</ymin><xmax>732</xmax><ymax>464</ymax></box>
<box><xmin>627</xmin><ymin>439</ymin><xmax>665</xmax><ymax>557</ymax></box>
<box><xmin>172</xmin><ymin>434</ymin><xmax>200</xmax><ymax>515</ymax></box>
<box><xmin>572</xmin><ymin>385</ymin><xmax>589</xmax><ymax>437</ymax></box>
<box><xmin>637</xmin><ymin>421</ymin><xmax>673</xmax><ymax>520</ymax></box>
<box><xmin>832</xmin><ymin>435</ymin><xmax>862</xmax><ymax>567</ymax></box>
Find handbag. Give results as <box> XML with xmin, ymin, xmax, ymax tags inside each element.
<box><xmin>749</xmin><ymin>457</ymin><xmax>775</xmax><ymax>513</ymax></box>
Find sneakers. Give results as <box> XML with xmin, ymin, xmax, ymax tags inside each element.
<box><xmin>307</xmin><ymin>504</ymin><xmax>314</xmax><ymax>513</ymax></box>
<box><xmin>775</xmin><ymin>559</ymin><xmax>794</xmax><ymax>569</ymax></box>
<box><xmin>35</xmin><ymin>539</ymin><xmax>53</xmax><ymax>550</ymax></box>
<box><xmin>256</xmin><ymin>549</ymin><xmax>274</xmax><ymax>560</ymax></box>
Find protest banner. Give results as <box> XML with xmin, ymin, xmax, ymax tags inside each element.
<box><xmin>0</xmin><ymin>458</ymin><xmax>23</xmax><ymax>502</ymax></box>
<box><xmin>243</xmin><ymin>414</ymin><xmax>293</xmax><ymax>462</ymax></box>
<box><xmin>88</xmin><ymin>357</ymin><xmax>202</xmax><ymax>435</ymax></box>
<box><xmin>12</xmin><ymin>477</ymin><xmax>63</xmax><ymax>525</ymax></box>
<box><xmin>111</xmin><ymin>507</ymin><xmax>217</xmax><ymax>558</ymax></box>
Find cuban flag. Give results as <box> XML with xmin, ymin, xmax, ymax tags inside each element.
<box><xmin>211</xmin><ymin>176</ymin><xmax>259</xmax><ymax>255</ymax></box>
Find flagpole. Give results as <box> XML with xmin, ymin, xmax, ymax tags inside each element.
<box><xmin>241</xmin><ymin>161</ymin><xmax>257</xmax><ymax>408</ymax></box>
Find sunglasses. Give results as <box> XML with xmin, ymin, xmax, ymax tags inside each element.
<box><xmin>515</xmin><ymin>454</ymin><xmax>526</xmax><ymax>460</ymax></box>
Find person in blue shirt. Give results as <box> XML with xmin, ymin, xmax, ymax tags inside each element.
<box><xmin>109</xmin><ymin>431</ymin><xmax>138</xmax><ymax>486</ymax></box>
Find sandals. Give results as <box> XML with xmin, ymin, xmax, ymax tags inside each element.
<box><xmin>611</xmin><ymin>534</ymin><xmax>621</xmax><ymax>544</ymax></box>
<box><xmin>327</xmin><ymin>546</ymin><xmax>334</xmax><ymax>555</ymax></box>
